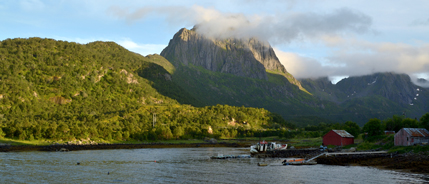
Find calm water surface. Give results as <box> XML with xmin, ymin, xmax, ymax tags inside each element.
<box><xmin>1</xmin><ymin>147</ymin><xmax>428</xmax><ymax>183</ymax></box>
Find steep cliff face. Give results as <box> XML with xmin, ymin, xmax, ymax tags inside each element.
<box><xmin>161</xmin><ymin>28</ymin><xmax>288</xmax><ymax>80</ymax></box>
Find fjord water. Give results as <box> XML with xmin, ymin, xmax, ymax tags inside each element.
<box><xmin>1</xmin><ymin>147</ymin><xmax>428</xmax><ymax>184</ymax></box>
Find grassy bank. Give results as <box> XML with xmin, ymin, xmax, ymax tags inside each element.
<box><xmin>0</xmin><ymin>136</ymin><xmax>323</xmax><ymax>148</ymax></box>
<box><xmin>356</xmin><ymin>134</ymin><xmax>429</xmax><ymax>154</ymax></box>
<box><xmin>0</xmin><ymin>137</ymin><xmax>211</xmax><ymax>146</ymax></box>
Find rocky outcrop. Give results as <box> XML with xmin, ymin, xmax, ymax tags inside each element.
<box><xmin>49</xmin><ymin>96</ymin><xmax>72</xmax><ymax>105</ymax></box>
<box><xmin>161</xmin><ymin>27</ymin><xmax>288</xmax><ymax>80</ymax></box>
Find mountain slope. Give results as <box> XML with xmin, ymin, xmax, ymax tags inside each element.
<box><xmin>0</xmin><ymin>37</ymin><xmax>292</xmax><ymax>141</ymax></box>
<box><xmin>161</xmin><ymin>27</ymin><xmax>338</xmax><ymax>125</ymax></box>
<box><xmin>300</xmin><ymin>73</ymin><xmax>429</xmax><ymax>123</ymax></box>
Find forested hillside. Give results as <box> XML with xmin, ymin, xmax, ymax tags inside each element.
<box><xmin>0</xmin><ymin>38</ymin><xmax>294</xmax><ymax>141</ymax></box>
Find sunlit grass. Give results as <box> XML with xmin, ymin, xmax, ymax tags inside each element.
<box><xmin>0</xmin><ymin>137</ymin><xmax>52</xmax><ymax>146</ymax></box>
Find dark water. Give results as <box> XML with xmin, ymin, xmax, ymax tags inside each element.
<box><xmin>1</xmin><ymin>147</ymin><xmax>428</xmax><ymax>183</ymax></box>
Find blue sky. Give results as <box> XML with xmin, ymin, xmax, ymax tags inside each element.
<box><xmin>1</xmin><ymin>0</ymin><xmax>429</xmax><ymax>85</ymax></box>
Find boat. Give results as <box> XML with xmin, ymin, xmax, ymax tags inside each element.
<box><xmin>210</xmin><ymin>154</ymin><xmax>251</xmax><ymax>159</ymax></box>
<box><xmin>250</xmin><ymin>141</ymin><xmax>287</xmax><ymax>155</ymax></box>
<box><xmin>281</xmin><ymin>158</ymin><xmax>317</xmax><ymax>165</ymax></box>
<box><xmin>257</xmin><ymin>163</ymin><xmax>268</xmax><ymax>166</ymax></box>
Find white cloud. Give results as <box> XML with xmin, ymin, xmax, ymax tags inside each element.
<box><xmin>52</xmin><ymin>37</ymin><xmax>166</xmax><ymax>56</ymax></box>
<box><xmin>275</xmin><ymin>38</ymin><xmax>429</xmax><ymax>86</ymax></box>
<box><xmin>108</xmin><ymin>5</ymin><xmax>373</xmax><ymax>43</ymax></box>
<box><xmin>326</xmin><ymin>39</ymin><xmax>429</xmax><ymax>77</ymax></box>
<box><xmin>274</xmin><ymin>48</ymin><xmax>337</xmax><ymax>79</ymax></box>
<box><xmin>410</xmin><ymin>73</ymin><xmax>429</xmax><ymax>88</ymax></box>
<box><xmin>117</xmin><ymin>39</ymin><xmax>167</xmax><ymax>56</ymax></box>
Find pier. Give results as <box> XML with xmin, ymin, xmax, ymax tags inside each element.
<box><xmin>305</xmin><ymin>151</ymin><xmax>388</xmax><ymax>163</ymax></box>
<box><xmin>253</xmin><ymin>148</ymin><xmax>322</xmax><ymax>158</ymax></box>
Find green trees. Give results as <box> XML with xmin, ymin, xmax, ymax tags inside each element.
<box><xmin>363</xmin><ymin>118</ymin><xmax>383</xmax><ymax>137</ymax></box>
<box><xmin>383</xmin><ymin>115</ymin><xmax>403</xmax><ymax>132</ymax></box>
<box><xmin>382</xmin><ymin>115</ymin><xmax>420</xmax><ymax>132</ymax></box>
<box><xmin>0</xmin><ymin>127</ymin><xmax>5</xmax><ymax>138</ymax></box>
<box><xmin>344</xmin><ymin>121</ymin><xmax>360</xmax><ymax>138</ymax></box>
<box><xmin>420</xmin><ymin>113</ymin><xmax>429</xmax><ymax>130</ymax></box>
<box><xmin>172</xmin><ymin>126</ymin><xmax>184</xmax><ymax>139</ymax></box>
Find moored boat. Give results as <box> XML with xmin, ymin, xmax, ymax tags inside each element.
<box><xmin>257</xmin><ymin>163</ymin><xmax>268</xmax><ymax>166</ymax></box>
<box><xmin>250</xmin><ymin>141</ymin><xmax>287</xmax><ymax>155</ymax></box>
<box><xmin>281</xmin><ymin>158</ymin><xmax>317</xmax><ymax>165</ymax></box>
<box><xmin>210</xmin><ymin>154</ymin><xmax>251</xmax><ymax>159</ymax></box>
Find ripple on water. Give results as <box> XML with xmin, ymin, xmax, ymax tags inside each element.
<box><xmin>1</xmin><ymin>147</ymin><xmax>428</xmax><ymax>184</ymax></box>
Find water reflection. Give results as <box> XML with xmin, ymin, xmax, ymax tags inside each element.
<box><xmin>1</xmin><ymin>147</ymin><xmax>428</xmax><ymax>183</ymax></box>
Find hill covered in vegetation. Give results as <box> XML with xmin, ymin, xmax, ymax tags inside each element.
<box><xmin>0</xmin><ymin>38</ymin><xmax>294</xmax><ymax>141</ymax></box>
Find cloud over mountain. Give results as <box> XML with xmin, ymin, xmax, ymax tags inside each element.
<box><xmin>108</xmin><ymin>3</ymin><xmax>429</xmax><ymax>85</ymax></box>
<box><xmin>275</xmin><ymin>38</ymin><xmax>429</xmax><ymax>85</ymax></box>
<box><xmin>108</xmin><ymin>5</ymin><xmax>372</xmax><ymax>43</ymax></box>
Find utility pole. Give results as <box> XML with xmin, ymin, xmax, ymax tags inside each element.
<box><xmin>153</xmin><ymin>113</ymin><xmax>156</xmax><ymax>128</ymax></box>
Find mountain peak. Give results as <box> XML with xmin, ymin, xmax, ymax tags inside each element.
<box><xmin>161</xmin><ymin>27</ymin><xmax>288</xmax><ymax>80</ymax></box>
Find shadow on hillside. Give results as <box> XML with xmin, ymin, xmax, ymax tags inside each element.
<box><xmin>136</xmin><ymin>62</ymin><xmax>204</xmax><ymax>106</ymax></box>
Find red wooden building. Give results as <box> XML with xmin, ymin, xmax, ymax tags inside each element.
<box><xmin>384</xmin><ymin>130</ymin><xmax>395</xmax><ymax>135</ymax></box>
<box><xmin>394</xmin><ymin>128</ymin><xmax>429</xmax><ymax>146</ymax></box>
<box><xmin>323</xmin><ymin>130</ymin><xmax>354</xmax><ymax>146</ymax></box>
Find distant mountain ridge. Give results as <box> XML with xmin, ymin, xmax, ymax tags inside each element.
<box><xmin>300</xmin><ymin>72</ymin><xmax>429</xmax><ymax>121</ymax></box>
<box><xmin>160</xmin><ymin>27</ymin><xmax>429</xmax><ymax>126</ymax></box>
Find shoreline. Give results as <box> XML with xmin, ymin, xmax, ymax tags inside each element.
<box><xmin>316</xmin><ymin>152</ymin><xmax>429</xmax><ymax>174</ymax></box>
<box><xmin>0</xmin><ymin>142</ymin><xmax>249</xmax><ymax>152</ymax></box>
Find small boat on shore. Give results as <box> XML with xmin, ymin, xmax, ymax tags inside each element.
<box><xmin>257</xmin><ymin>163</ymin><xmax>268</xmax><ymax>166</ymax></box>
<box><xmin>281</xmin><ymin>158</ymin><xmax>317</xmax><ymax>165</ymax></box>
<box><xmin>250</xmin><ymin>141</ymin><xmax>287</xmax><ymax>155</ymax></box>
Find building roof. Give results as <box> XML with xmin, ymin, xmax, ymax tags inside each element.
<box><xmin>402</xmin><ymin>128</ymin><xmax>429</xmax><ymax>137</ymax></box>
<box><xmin>332</xmin><ymin>130</ymin><xmax>354</xmax><ymax>138</ymax></box>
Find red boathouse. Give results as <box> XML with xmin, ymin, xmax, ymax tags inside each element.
<box><xmin>323</xmin><ymin>130</ymin><xmax>354</xmax><ymax>146</ymax></box>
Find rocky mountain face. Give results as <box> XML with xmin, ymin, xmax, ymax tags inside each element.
<box><xmin>161</xmin><ymin>27</ymin><xmax>288</xmax><ymax>80</ymax></box>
